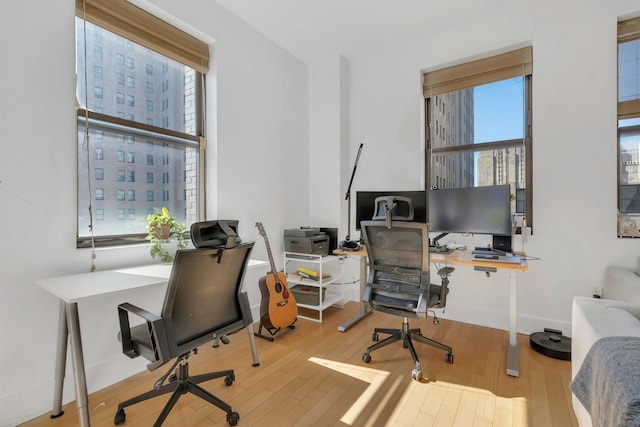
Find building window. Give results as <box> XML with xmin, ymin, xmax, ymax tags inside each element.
<box><xmin>618</xmin><ymin>17</ymin><xmax>640</xmax><ymax>233</ymax></box>
<box><xmin>95</xmin><ymin>188</ymin><xmax>104</xmax><ymax>200</ymax></box>
<box><xmin>76</xmin><ymin>4</ymin><xmax>207</xmax><ymax>248</ymax></box>
<box><xmin>147</xmin><ymin>172</ymin><xmax>154</xmax><ymax>183</ymax></box>
<box><xmin>424</xmin><ymin>47</ymin><xmax>533</xmax><ymax>228</ymax></box>
<box><xmin>95</xmin><ymin>208</ymin><xmax>104</xmax><ymax>221</ymax></box>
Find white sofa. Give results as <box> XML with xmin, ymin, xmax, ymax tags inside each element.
<box><xmin>571</xmin><ymin>266</ymin><xmax>640</xmax><ymax>426</ymax></box>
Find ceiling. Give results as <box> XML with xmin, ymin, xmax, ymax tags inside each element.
<box><xmin>212</xmin><ymin>0</ymin><xmax>503</xmax><ymax>63</ymax></box>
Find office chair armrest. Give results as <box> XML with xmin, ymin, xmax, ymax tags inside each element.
<box><xmin>117</xmin><ymin>302</ymin><xmax>168</xmax><ymax>360</ymax></box>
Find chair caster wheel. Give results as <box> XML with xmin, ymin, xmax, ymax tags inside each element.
<box><xmin>362</xmin><ymin>352</ymin><xmax>371</xmax><ymax>363</ymax></box>
<box><xmin>221</xmin><ymin>335</ymin><xmax>230</xmax><ymax>345</ymax></box>
<box><xmin>227</xmin><ymin>411</ymin><xmax>240</xmax><ymax>426</ymax></box>
<box><xmin>289</xmin><ymin>324</ymin><xmax>296</xmax><ymax>329</ymax></box>
<box><xmin>225</xmin><ymin>374</ymin><xmax>235</xmax><ymax>386</ymax></box>
<box><xmin>433</xmin><ymin>318</ymin><xmax>440</xmax><ymax>325</ymax></box>
<box><xmin>446</xmin><ymin>353</ymin><xmax>454</xmax><ymax>363</ymax></box>
<box><xmin>411</xmin><ymin>369</ymin><xmax>423</xmax><ymax>381</ymax></box>
<box><xmin>114</xmin><ymin>408</ymin><xmax>126</xmax><ymax>425</ymax></box>
<box><xmin>372</xmin><ymin>332</ymin><xmax>378</xmax><ymax>341</ymax></box>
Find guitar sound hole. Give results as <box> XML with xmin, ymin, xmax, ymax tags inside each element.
<box><xmin>275</xmin><ymin>282</ymin><xmax>283</xmax><ymax>293</ymax></box>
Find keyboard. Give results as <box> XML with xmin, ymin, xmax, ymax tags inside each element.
<box><xmin>429</xmin><ymin>245</ymin><xmax>455</xmax><ymax>254</ymax></box>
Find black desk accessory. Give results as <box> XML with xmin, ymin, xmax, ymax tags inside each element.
<box><xmin>341</xmin><ymin>143</ymin><xmax>363</xmax><ymax>251</ymax></box>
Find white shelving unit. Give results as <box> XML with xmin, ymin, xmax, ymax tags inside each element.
<box><xmin>284</xmin><ymin>252</ymin><xmax>346</xmax><ymax>323</ymax></box>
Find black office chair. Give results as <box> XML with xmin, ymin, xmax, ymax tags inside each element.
<box><xmin>360</xmin><ymin>220</ymin><xmax>454</xmax><ymax>381</ymax></box>
<box><xmin>114</xmin><ymin>242</ymin><xmax>255</xmax><ymax>426</ymax></box>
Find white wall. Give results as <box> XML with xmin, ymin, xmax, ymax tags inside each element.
<box><xmin>344</xmin><ymin>0</ymin><xmax>640</xmax><ymax>335</ymax></box>
<box><xmin>0</xmin><ymin>1</ymin><xmax>308</xmax><ymax>425</ymax></box>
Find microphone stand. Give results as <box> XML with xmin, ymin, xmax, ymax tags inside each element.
<box><xmin>342</xmin><ymin>143</ymin><xmax>363</xmax><ymax>250</ymax></box>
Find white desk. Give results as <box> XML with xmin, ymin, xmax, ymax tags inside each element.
<box><xmin>37</xmin><ymin>259</ymin><xmax>267</xmax><ymax>427</ymax></box>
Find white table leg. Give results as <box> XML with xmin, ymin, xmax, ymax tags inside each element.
<box><xmin>65</xmin><ymin>302</ymin><xmax>91</xmax><ymax>427</ymax></box>
<box><xmin>506</xmin><ymin>269</ymin><xmax>519</xmax><ymax>377</ymax></box>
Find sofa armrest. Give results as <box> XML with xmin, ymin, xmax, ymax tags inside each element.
<box><xmin>571</xmin><ymin>297</ymin><xmax>640</xmax><ymax>378</ymax></box>
<box><xmin>603</xmin><ymin>265</ymin><xmax>640</xmax><ymax>302</ymax></box>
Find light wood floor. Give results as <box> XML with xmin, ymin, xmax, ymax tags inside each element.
<box><xmin>21</xmin><ymin>302</ymin><xmax>577</xmax><ymax>427</ymax></box>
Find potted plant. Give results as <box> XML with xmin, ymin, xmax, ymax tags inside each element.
<box><xmin>145</xmin><ymin>207</ymin><xmax>187</xmax><ymax>262</ymax></box>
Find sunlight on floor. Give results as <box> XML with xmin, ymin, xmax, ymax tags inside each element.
<box><xmin>308</xmin><ymin>356</ymin><xmax>529</xmax><ymax>426</ymax></box>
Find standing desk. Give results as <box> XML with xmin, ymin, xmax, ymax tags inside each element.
<box><xmin>334</xmin><ymin>247</ymin><xmax>371</xmax><ymax>332</ymax></box>
<box><xmin>334</xmin><ymin>246</ymin><xmax>527</xmax><ymax>377</ymax></box>
<box><xmin>36</xmin><ymin>260</ymin><xmax>267</xmax><ymax>427</ymax></box>
<box><xmin>430</xmin><ymin>250</ymin><xmax>528</xmax><ymax>377</ymax></box>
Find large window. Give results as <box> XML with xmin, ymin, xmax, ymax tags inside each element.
<box><xmin>424</xmin><ymin>47</ymin><xmax>533</xmax><ymax>229</ymax></box>
<box><xmin>75</xmin><ymin>0</ymin><xmax>208</xmax><ymax>247</ymax></box>
<box><xmin>618</xmin><ymin>18</ymin><xmax>640</xmax><ymax>224</ymax></box>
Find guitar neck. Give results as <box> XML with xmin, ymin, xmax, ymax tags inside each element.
<box><xmin>256</xmin><ymin>222</ymin><xmax>280</xmax><ymax>276</ymax></box>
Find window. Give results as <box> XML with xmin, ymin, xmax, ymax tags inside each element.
<box><xmin>423</xmin><ymin>47</ymin><xmax>533</xmax><ymax>228</ymax></box>
<box><xmin>76</xmin><ymin>0</ymin><xmax>208</xmax><ymax>248</ymax></box>
<box><xmin>95</xmin><ymin>168</ymin><xmax>104</xmax><ymax>180</ymax></box>
<box><xmin>618</xmin><ymin>18</ymin><xmax>640</xmax><ymax>223</ymax></box>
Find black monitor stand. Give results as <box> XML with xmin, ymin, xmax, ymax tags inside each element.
<box><xmin>431</xmin><ymin>233</ymin><xmax>448</xmax><ymax>247</ymax></box>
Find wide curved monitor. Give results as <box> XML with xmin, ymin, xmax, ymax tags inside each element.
<box><xmin>428</xmin><ymin>185</ymin><xmax>512</xmax><ymax>236</ymax></box>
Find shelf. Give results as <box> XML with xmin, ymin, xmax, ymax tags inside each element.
<box><xmin>284</xmin><ymin>252</ymin><xmax>345</xmax><ymax>323</ymax></box>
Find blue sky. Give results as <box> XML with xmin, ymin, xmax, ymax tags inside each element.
<box><xmin>473</xmin><ymin>76</ymin><xmax>525</xmax><ymax>143</ymax></box>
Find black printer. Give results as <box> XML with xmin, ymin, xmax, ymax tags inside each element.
<box><xmin>283</xmin><ymin>227</ymin><xmax>330</xmax><ymax>256</ymax></box>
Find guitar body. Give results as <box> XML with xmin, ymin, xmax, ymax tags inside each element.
<box><xmin>257</xmin><ymin>271</ymin><xmax>297</xmax><ymax>330</ymax></box>
<box><xmin>255</xmin><ymin>222</ymin><xmax>298</xmax><ymax>331</ymax></box>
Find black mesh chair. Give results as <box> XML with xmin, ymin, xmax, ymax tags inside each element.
<box><xmin>114</xmin><ymin>242</ymin><xmax>255</xmax><ymax>426</ymax></box>
<box><xmin>360</xmin><ymin>220</ymin><xmax>454</xmax><ymax>381</ymax></box>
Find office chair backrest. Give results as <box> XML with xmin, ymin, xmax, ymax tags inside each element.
<box><xmin>361</xmin><ymin>221</ymin><xmax>432</xmax><ymax>316</ymax></box>
<box><xmin>161</xmin><ymin>242</ymin><xmax>254</xmax><ymax>352</ymax></box>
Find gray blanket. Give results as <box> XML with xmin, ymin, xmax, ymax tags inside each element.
<box><xmin>570</xmin><ymin>336</ymin><xmax>640</xmax><ymax>427</ymax></box>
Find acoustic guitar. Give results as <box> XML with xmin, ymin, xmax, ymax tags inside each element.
<box><xmin>255</xmin><ymin>222</ymin><xmax>298</xmax><ymax>330</ymax></box>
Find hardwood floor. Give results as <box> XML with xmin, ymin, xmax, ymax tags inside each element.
<box><xmin>21</xmin><ymin>302</ymin><xmax>578</xmax><ymax>427</ymax></box>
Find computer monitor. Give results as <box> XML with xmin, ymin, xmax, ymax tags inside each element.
<box><xmin>355</xmin><ymin>191</ymin><xmax>426</xmax><ymax>231</ymax></box>
<box><xmin>428</xmin><ymin>185</ymin><xmax>512</xmax><ymax>237</ymax></box>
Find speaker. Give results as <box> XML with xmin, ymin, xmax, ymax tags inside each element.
<box><xmin>492</xmin><ymin>235</ymin><xmax>512</xmax><ymax>253</ymax></box>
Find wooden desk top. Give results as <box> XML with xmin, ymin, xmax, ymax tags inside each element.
<box><xmin>430</xmin><ymin>249</ymin><xmax>528</xmax><ymax>271</ymax></box>
<box><xmin>335</xmin><ymin>246</ymin><xmax>527</xmax><ymax>271</ymax></box>
<box><xmin>334</xmin><ymin>246</ymin><xmax>368</xmax><ymax>257</ymax></box>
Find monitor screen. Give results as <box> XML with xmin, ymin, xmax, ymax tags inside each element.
<box><xmin>355</xmin><ymin>191</ymin><xmax>426</xmax><ymax>230</ymax></box>
<box><xmin>428</xmin><ymin>185</ymin><xmax>512</xmax><ymax>236</ymax></box>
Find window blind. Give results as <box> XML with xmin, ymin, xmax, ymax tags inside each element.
<box><xmin>618</xmin><ymin>17</ymin><xmax>640</xmax><ymax>118</ymax></box>
<box><xmin>76</xmin><ymin>0</ymin><xmax>209</xmax><ymax>73</ymax></box>
<box><xmin>423</xmin><ymin>47</ymin><xmax>532</xmax><ymax>97</ymax></box>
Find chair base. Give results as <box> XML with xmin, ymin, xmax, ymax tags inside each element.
<box><xmin>114</xmin><ymin>360</ymin><xmax>239</xmax><ymax>426</ymax></box>
<box><xmin>362</xmin><ymin>317</ymin><xmax>453</xmax><ymax>381</ymax></box>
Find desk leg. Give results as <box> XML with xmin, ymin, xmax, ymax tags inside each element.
<box><xmin>51</xmin><ymin>300</ymin><xmax>68</xmax><ymax>418</ymax></box>
<box><xmin>506</xmin><ymin>269</ymin><xmax>519</xmax><ymax>377</ymax></box>
<box><xmin>65</xmin><ymin>302</ymin><xmax>91</xmax><ymax>427</ymax></box>
<box><xmin>246</xmin><ymin>326</ymin><xmax>260</xmax><ymax>367</ymax></box>
<box><xmin>338</xmin><ymin>255</ymin><xmax>371</xmax><ymax>332</ymax></box>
